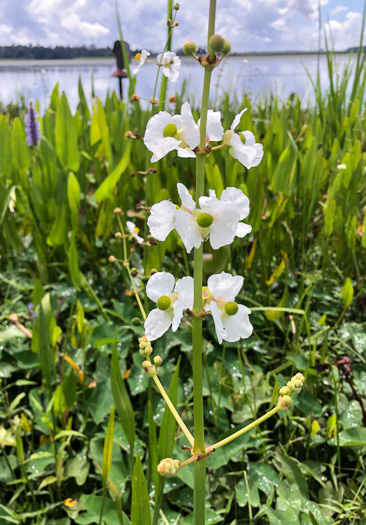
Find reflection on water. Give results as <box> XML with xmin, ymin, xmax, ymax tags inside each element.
<box><xmin>0</xmin><ymin>54</ymin><xmax>355</xmax><ymax>112</ymax></box>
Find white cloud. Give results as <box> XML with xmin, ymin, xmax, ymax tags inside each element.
<box><xmin>330</xmin><ymin>6</ymin><xmax>348</xmax><ymax>16</ymax></box>
<box><xmin>270</xmin><ymin>19</ymin><xmax>287</xmax><ymax>32</ymax></box>
<box><xmin>323</xmin><ymin>11</ymin><xmax>363</xmax><ymax>49</ymax></box>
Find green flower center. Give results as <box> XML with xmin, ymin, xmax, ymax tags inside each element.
<box><xmin>225</xmin><ymin>301</ymin><xmax>239</xmax><ymax>316</ymax></box>
<box><xmin>196</xmin><ymin>212</ymin><xmax>213</xmax><ymax>228</ymax></box>
<box><xmin>157</xmin><ymin>295</ymin><xmax>171</xmax><ymax>310</ymax></box>
<box><xmin>163</xmin><ymin>123</ymin><xmax>178</xmax><ymax>138</ymax></box>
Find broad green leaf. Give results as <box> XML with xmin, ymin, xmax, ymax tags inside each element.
<box><xmin>55</xmin><ymin>92</ymin><xmax>79</xmax><ymax>171</ymax></box>
<box><xmin>131</xmin><ymin>452</ymin><xmax>151</xmax><ymax>525</ymax></box>
<box><xmin>324</xmin><ymin>199</ymin><xmax>336</xmax><ymax>237</ymax></box>
<box><xmin>102</xmin><ymin>406</ymin><xmax>115</xmax><ymax>487</ymax></box>
<box><xmin>110</xmin><ymin>346</ymin><xmax>136</xmax><ymax>450</ymax></box>
<box><xmin>47</xmin><ymin>202</ymin><xmax>67</xmax><ymax>247</ymax></box>
<box><xmin>38</xmin><ymin>303</ymin><xmax>54</xmax><ymax>389</ymax></box>
<box><xmin>94</xmin><ymin>141</ymin><xmax>131</xmax><ymax>202</ymax></box>
<box><xmin>75</xmin><ymin>494</ymin><xmax>130</xmax><ymax>525</ymax></box>
<box><xmin>90</xmin><ymin>97</ymin><xmax>112</xmax><ymax>163</ymax></box>
<box><xmin>0</xmin><ymin>114</ymin><xmax>11</xmax><ymax>175</ymax></box>
<box><xmin>12</xmin><ymin>117</ymin><xmax>30</xmax><ymax>183</ymax></box>
<box><xmin>326</xmin><ymin>414</ymin><xmax>337</xmax><ymax>439</ymax></box>
<box><xmin>64</xmin><ymin>456</ymin><xmax>90</xmax><ymax>486</ymax></box>
<box><xmin>328</xmin><ymin>427</ymin><xmax>366</xmax><ymax>447</ymax></box>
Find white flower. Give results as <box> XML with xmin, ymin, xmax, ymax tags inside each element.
<box><xmin>144</xmin><ymin>271</ymin><xmax>194</xmax><ymax>340</ymax></box>
<box><xmin>133</xmin><ymin>50</ymin><xmax>150</xmax><ymax>75</ymax></box>
<box><xmin>226</xmin><ymin>109</ymin><xmax>264</xmax><ymax>169</ymax></box>
<box><xmin>126</xmin><ymin>221</ymin><xmax>144</xmax><ymax>243</ymax></box>
<box><xmin>144</xmin><ymin>103</ymin><xmax>224</xmax><ymax>163</ymax></box>
<box><xmin>148</xmin><ymin>183</ymin><xmax>252</xmax><ymax>252</ymax></box>
<box><xmin>203</xmin><ymin>272</ymin><xmax>253</xmax><ymax>344</ymax></box>
<box><xmin>157</xmin><ymin>51</ymin><xmax>181</xmax><ymax>82</ymax></box>
<box><xmin>337</xmin><ymin>164</ymin><xmax>347</xmax><ymax>170</ymax></box>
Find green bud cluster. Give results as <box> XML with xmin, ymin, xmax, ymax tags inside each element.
<box><xmin>208</xmin><ymin>34</ymin><xmax>231</xmax><ymax>55</ymax></box>
<box><xmin>139</xmin><ymin>335</ymin><xmax>153</xmax><ymax>357</ymax></box>
<box><xmin>157</xmin><ymin>458</ymin><xmax>181</xmax><ymax>478</ymax></box>
<box><xmin>277</xmin><ymin>372</ymin><xmax>305</xmax><ymax>411</ymax></box>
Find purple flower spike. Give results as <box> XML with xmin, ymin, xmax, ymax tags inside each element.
<box><xmin>25</xmin><ymin>100</ymin><xmax>41</xmax><ymax>146</ymax></box>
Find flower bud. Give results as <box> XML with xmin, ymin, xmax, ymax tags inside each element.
<box><xmin>132</xmin><ymin>317</ymin><xmax>141</xmax><ymax>326</ymax></box>
<box><xmin>222</xmin><ymin>39</ymin><xmax>231</xmax><ymax>55</ymax></box>
<box><xmin>292</xmin><ymin>373</ymin><xmax>305</xmax><ymax>383</ymax></box>
<box><xmin>168</xmin><ymin>95</ymin><xmax>176</xmax><ymax>103</ymax></box>
<box><xmin>131</xmin><ymin>93</ymin><xmax>140</xmax><ymax>102</ymax></box>
<box><xmin>115</xmin><ymin>232</ymin><xmax>122</xmax><ymax>237</ymax></box>
<box><xmin>208</xmin><ymin>34</ymin><xmax>225</xmax><ymax>53</ymax></box>
<box><xmin>278</xmin><ymin>395</ymin><xmax>293</xmax><ymax>411</ymax></box>
<box><xmin>108</xmin><ymin>255</ymin><xmax>115</xmax><ymax>262</ymax></box>
<box><xmin>114</xmin><ymin>207</ymin><xmax>122</xmax><ymax>214</ymax></box>
<box><xmin>279</xmin><ymin>386</ymin><xmax>290</xmax><ymax>396</ymax></box>
<box><xmin>139</xmin><ymin>336</ymin><xmax>153</xmax><ymax>357</ymax></box>
<box><xmin>183</xmin><ymin>40</ymin><xmax>197</xmax><ymax>55</ymax></box>
<box><xmin>142</xmin><ymin>360</ymin><xmax>157</xmax><ymax>376</ymax></box>
<box><xmin>157</xmin><ymin>458</ymin><xmax>180</xmax><ymax>478</ymax></box>
<box><xmin>287</xmin><ymin>380</ymin><xmax>295</xmax><ymax>391</ymax></box>
<box><xmin>173</xmin><ymin>3</ymin><xmax>180</xmax><ymax>10</ymax></box>
<box><xmin>154</xmin><ymin>355</ymin><xmax>163</xmax><ymax>366</ymax></box>
<box><xmin>150</xmin><ymin>97</ymin><xmax>158</xmax><ymax>105</ymax></box>
<box><xmin>125</xmin><ymin>131</ymin><xmax>133</xmax><ymax>139</ymax></box>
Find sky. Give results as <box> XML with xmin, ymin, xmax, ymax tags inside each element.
<box><xmin>0</xmin><ymin>0</ymin><xmax>364</xmax><ymax>53</ymax></box>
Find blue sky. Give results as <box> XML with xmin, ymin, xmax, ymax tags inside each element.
<box><xmin>0</xmin><ymin>0</ymin><xmax>364</xmax><ymax>52</ymax></box>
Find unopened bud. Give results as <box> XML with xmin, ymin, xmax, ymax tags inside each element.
<box><xmin>278</xmin><ymin>395</ymin><xmax>293</xmax><ymax>411</ymax></box>
<box><xmin>125</xmin><ymin>131</ymin><xmax>133</xmax><ymax>138</ymax></box>
<box><xmin>115</xmin><ymin>232</ymin><xmax>122</xmax><ymax>237</ymax></box>
<box><xmin>292</xmin><ymin>372</ymin><xmax>305</xmax><ymax>383</ymax></box>
<box><xmin>173</xmin><ymin>3</ymin><xmax>180</xmax><ymax>10</ymax></box>
<box><xmin>142</xmin><ymin>360</ymin><xmax>156</xmax><ymax>376</ymax></box>
<box><xmin>131</xmin><ymin>267</ymin><xmax>138</xmax><ymax>277</ymax></box>
<box><xmin>108</xmin><ymin>255</ymin><xmax>116</xmax><ymax>262</ymax></box>
<box><xmin>168</xmin><ymin>95</ymin><xmax>176</xmax><ymax>103</ymax></box>
<box><xmin>150</xmin><ymin>97</ymin><xmax>158</xmax><ymax>105</ymax></box>
<box><xmin>222</xmin><ymin>39</ymin><xmax>231</xmax><ymax>55</ymax></box>
<box><xmin>150</xmin><ymin>268</ymin><xmax>158</xmax><ymax>276</ymax></box>
<box><xmin>287</xmin><ymin>380</ymin><xmax>295</xmax><ymax>391</ymax></box>
<box><xmin>208</xmin><ymin>34</ymin><xmax>225</xmax><ymax>53</ymax></box>
<box><xmin>279</xmin><ymin>386</ymin><xmax>290</xmax><ymax>396</ymax></box>
<box><xmin>292</xmin><ymin>379</ymin><xmax>303</xmax><ymax>394</ymax></box>
<box><xmin>166</xmin><ymin>18</ymin><xmax>171</xmax><ymax>26</ymax></box>
<box><xmin>154</xmin><ymin>355</ymin><xmax>163</xmax><ymax>366</ymax></box>
<box><xmin>114</xmin><ymin>207</ymin><xmax>121</xmax><ymax>214</ymax></box>
<box><xmin>183</xmin><ymin>40</ymin><xmax>197</xmax><ymax>55</ymax></box>
<box><xmin>132</xmin><ymin>317</ymin><xmax>141</xmax><ymax>326</ymax></box>
<box><xmin>157</xmin><ymin>458</ymin><xmax>180</xmax><ymax>478</ymax></box>
<box><xmin>131</xmin><ymin>93</ymin><xmax>140</xmax><ymax>102</ymax></box>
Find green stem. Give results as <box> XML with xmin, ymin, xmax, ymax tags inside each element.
<box><xmin>192</xmin><ymin>3</ymin><xmax>216</xmax><ymax>524</ymax></box>
<box><xmin>159</xmin><ymin>0</ymin><xmax>174</xmax><ymax>110</ymax></box>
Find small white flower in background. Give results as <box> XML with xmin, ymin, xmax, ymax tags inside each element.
<box><xmin>337</xmin><ymin>164</ymin><xmax>347</xmax><ymax>170</ymax></box>
<box><xmin>148</xmin><ymin>183</ymin><xmax>251</xmax><ymax>253</ymax></box>
<box><xmin>144</xmin><ymin>271</ymin><xmax>194</xmax><ymax>340</ymax></box>
<box><xmin>133</xmin><ymin>50</ymin><xmax>150</xmax><ymax>75</ymax></box>
<box><xmin>144</xmin><ymin>103</ymin><xmax>224</xmax><ymax>163</ymax></box>
<box><xmin>126</xmin><ymin>221</ymin><xmax>144</xmax><ymax>243</ymax></box>
<box><xmin>203</xmin><ymin>272</ymin><xmax>253</xmax><ymax>343</ymax></box>
<box><xmin>225</xmin><ymin>109</ymin><xmax>264</xmax><ymax>169</ymax></box>
<box><xmin>157</xmin><ymin>51</ymin><xmax>181</xmax><ymax>82</ymax></box>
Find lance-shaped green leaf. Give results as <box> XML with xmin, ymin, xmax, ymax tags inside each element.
<box><xmin>131</xmin><ymin>452</ymin><xmax>151</xmax><ymax>525</ymax></box>
<box><xmin>341</xmin><ymin>278</ymin><xmax>354</xmax><ymax>307</ymax></box>
<box><xmin>94</xmin><ymin>142</ymin><xmax>131</xmax><ymax>202</ymax></box>
<box><xmin>68</xmin><ymin>233</ymin><xmax>81</xmax><ymax>291</ymax></box>
<box><xmin>68</xmin><ymin>171</ymin><xmax>81</xmax><ymax>230</ymax></box>
<box><xmin>159</xmin><ymin>356</ymin><xmax>180</xmax><ymax>460</ymax></box>
<box><xmin>0</xmin><ymin>115</ymin><xmax>11</xmax><ymax>176</ymax></box>
<box><xmin>102</xmin><ymin>406</ymin><xmax>115</xmax><ymax>488</ymax></box>
<box><xmin>38</xmin><ymin>303</ymin><xmax>54</xmax><ymax>389</ymax></box>
<box><xmin>110</xmin><ymin>345</ymin><xmax>135</xmax><ymax>452</ymax></box>
<box><xmin>55</xmin><ymin>92</ymin><xmax>79</xmax><ymax>172</ymax></box>
<box><xmin>11</xmin><ymin>117</ymin><xmax>30</xmax><ymax>186</ymax></box>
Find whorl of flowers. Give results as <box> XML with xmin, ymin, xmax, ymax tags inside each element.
<box><xmin>25</xmin><ymin>100</ymin><xmax>41</xmax><ymax>146</ymax></box>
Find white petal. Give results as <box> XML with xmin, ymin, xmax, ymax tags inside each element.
<box><xmin>236</xmin><ymin>222</ymin><xmax>252</xmax><ymax>238</ymax></box>
<box><xmin>230</xmin><ymin>108</ymin><xmax>247</xmax><ymax>132</ymax></box>
<box><xmin>220</xmin><ymin>187</ymin><xmax>250</xmax><ymax>220</ymax></box>
<box><xmin>144</xmin><ymin>309</ymin><xmax>173</xmax><ymax>341</ymax></box>
<box><xmin>126</xmin><ymin>221</ymin><xmax>135</xmax><ymax>235</ymax></box>
<box><xmin>230</xmin><ymin>133</ymin><xmax>264</xmax><ymax>169</ymax></box>
<box><xmin>207</xmin><ymin>272</ymin><xmax>243</xmax><ymax>302</ymax></box>
<box><xmin>181</xmin><ymin>102</ymin><xmax>200</xmax><ymax>150</ymax></box>
<box><xmin>146</xmin><ymin>271</ymin><xmax>175</xmax><ymax>302</ymax></box>
<box><xmin>134</xmin><ymin>233</ymin><xmax>144</xmax><ymax>244</ymax></box>
<box><xmin>198</xmin><ymin>110</ymin><xmax>224</xmax><ymax>142</ymax></box>
<box><xmin>177</xmin><ymin>183</ymin><xmax>196</xmax><ymax>212</ymax></box>
<box><xmin>199</xmin><ymin>196</ymin><xmax>240</xmax><ymax>249</ymax></box>
<box><xmin>172</xmin><ymin>276</ymin><xmax>194</xmax><ymax>331</ymax></box>
<box><xmin>241</xmin><ymin>130</ymin><xmax>255</xmax><ymax>147</ymax></box>
<box><xmin>177</xmin><ymin>147</ymin><xmax>197</xmax><ymax>158</ymax></box>
<box><xmin>140</xmin><ymin>50</ymin><xmax>150</xmax><ymax>65</ymax></box>
<box><xmin>144</xmin><ymin>112</ymin><xmax>181</xmax><ymax>162</ymax></box>
<box><xmin>174</xmin><ymin>209</ymin><xmax>202</xmax><ymax>253</ymax></box>
<box><xmin>222</xmin><ymin>304</ymin><xmax>253</xmax><ymax>342</ymax></box>
<box><xmin>148</xmin><ymin>200</ymin><xmax>176</xmax><ymax>241</ymax></box>
<box><xmin>209</xmin><ymin>301</ymin><xmax>225</xmax><ymax>344</ymax></box>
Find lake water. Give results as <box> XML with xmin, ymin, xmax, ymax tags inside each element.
<box><xmin>0</xmin><ymin>54</ymin><xmax>355</xmax><ymax>112</ymax></box>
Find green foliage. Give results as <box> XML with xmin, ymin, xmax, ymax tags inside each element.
<box><xmin>1</xmin><ymin>46</ymin><xmax>366</xmax><ymax>524</ymax></box>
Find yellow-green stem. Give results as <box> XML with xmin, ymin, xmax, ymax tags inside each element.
<box><xmin>192</xmin><ymin>2</ymin><xmax>216</xmax><ymax>524</ymax></box>
<box><xmin>151</xmin><ymin>374</ymin><xmax>194</xmax><ymax>447</ymax></box>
